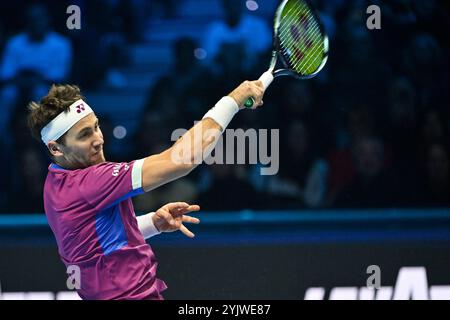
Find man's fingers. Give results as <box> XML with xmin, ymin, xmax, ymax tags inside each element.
<box><xmin>182</xmin><ymin>215</ymin><xmax>200</xmax><ymax>224</ymax></box>
<box><xmin>165</xmin><ymin>202</ymin><xmax>189</xmax><ymax>211</ymax></box>
<box><xmin>250</xmin><ymin>86</ymin><xmax>264</xmax><ymax>109</ymax></box>
<box><xmin>176</xmin><ymin>205</ymin><xmax>200</xmax><ymax>215</ymax></box>
<box><xmin>159</xmin><ymin>209</ymin><xmax>176</xmax><ymax>226</ymax></box>
<box><xmin>254</xmin><ymin>80</ymin><xmax>264</xmax><ymax>89</ymax></box>
<box><xmin>158</xmin><ymin>203</ymin><xmax>201</xmax><ymax>234</ymax></box>
<box><xmin>179</xmin><ymin>224</ymin><xmax>195</xmax><ymax>238</ymax></box>
<box><xmin>180</xmin><ymin>204</ymin><xmax>200</xmax><ymax>213</ymax></box>
<box><xmin>165</xmin><ymin>202</ymin><xmax>200</xmax><ymax>215</ymax></box>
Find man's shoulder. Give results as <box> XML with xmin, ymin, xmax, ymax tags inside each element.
<box><xmin>47</xmin><ymin>161</ymin><xmax>136</xmax><ymax>181</ymax></box>
<box><xmin>47</xmin><ymin>162</ymin><xmax>110</xmax><ymax>178</ymax></box>
<box><xmin>46</xmin><ymin>32</ymin><xmax>71</xmax><ymax>47</ymax></box>
<box><xmin>45</xmin><ymin>162</ymin><xmax>120</xmax><ymax>194</ymax></box>
<box><xmin>241</xmin><ymin>14</ymin><xmax>269</xmax><ymax>29</ymax></box>
<box><xmin>5</xmin><ymin>33</ymin><xmax>28</xmax><ymax>47</ymax></box>
<box><xmin>205</xmin><ymin>20</ymin><xmax>228</xmax><ymax>34</ymax></box>
<box><xmin>78</xmin><ymin>162</ymin><xmax>136</xmax><ymax>183</ymax></box>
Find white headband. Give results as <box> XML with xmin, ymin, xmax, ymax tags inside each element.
<box><xmin>41</xmin><ymin>99</ymin><xmax>94</xmax><ymax>145</ymax></box>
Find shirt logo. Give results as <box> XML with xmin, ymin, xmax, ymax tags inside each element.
<box><xmin>112</xmin><ymin>164</ymin><xmax>122</xmax><ymax>177</ymax></box>
<box><xmin>76</xmin><ymin>103</ymin><xmax>86</xmax><ymax>113</ymax></box>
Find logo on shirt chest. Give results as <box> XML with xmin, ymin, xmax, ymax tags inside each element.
<box><xmin>112</xmin><ymin>163</ymin><xmax>129</xmax><ymax>177</ymax></box>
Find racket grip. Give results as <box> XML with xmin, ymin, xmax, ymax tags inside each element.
<box><xmin>244</xmin><ymin>71</ymin><xmax>274</xmax><ymax>108</ymax></box>
<box><xmin>259</xmin><ymin>71</ymin><xmax>274</xmax><ymax>90</ymax></box>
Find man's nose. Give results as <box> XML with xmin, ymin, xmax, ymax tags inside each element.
<box><xmin>93</xmin><ymin>132</ymin><xmax>104</xmax><ymax>146</ymax></box>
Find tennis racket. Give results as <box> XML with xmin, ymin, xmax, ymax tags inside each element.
<box><xmin>245</xmin><ymin>0</ymin><xmax>329</xmax><ymax>108</ymax></box>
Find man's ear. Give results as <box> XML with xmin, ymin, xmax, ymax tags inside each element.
<box><xmin>48</xmin><ymin>141</ymin><xmax>64</xmax><ymax>157</ymax></box>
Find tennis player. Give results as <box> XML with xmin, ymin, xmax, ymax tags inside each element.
<box><xmin>27</xmin><ymin>82</ymin><xmax>264</xmax><ymax>300</ymax></box>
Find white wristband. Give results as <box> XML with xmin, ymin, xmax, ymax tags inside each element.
<box><xmin>137</xmin><ymin>212</ymin><xmax>161</xmax><ymax>239</ymax></box>
<box><xmin>202</xmin><ymin>96</ymin><xmax>239</xmax><ymax>131</ymax></box>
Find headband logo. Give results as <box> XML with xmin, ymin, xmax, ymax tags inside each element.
<box><xmin>76</xmin><ymin>103</ymin><xmax>86</xmax><ymax>113</ymax></box>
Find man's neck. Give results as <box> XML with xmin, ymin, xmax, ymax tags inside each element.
<box><xmin>54</xmin><ymin>159</ymin><xmax>81</xmax><ymax>170</ymax></box>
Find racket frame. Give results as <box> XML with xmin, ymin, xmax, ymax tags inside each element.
<box><xmin>244</xmin><ymin>0</ymin><xmax>329</xmax><ymax>108</ymax></box>
<box><xmin>270</xmin><ymin>0</ymin><xmax>329</xmax><ymax>80</ymax></box>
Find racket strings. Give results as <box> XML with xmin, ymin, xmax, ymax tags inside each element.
<box><xmin>290</xmin><ymin>13</ymin><xmax>324</xmax><ymax>71</ymax></box>
<box><xmin>279</xmin><ymin>2</ymin><xmax>323</xmax><ymax>67</ymax></box>
<box><xmin>278</xmin><ymin>2</ymin><xmax>318</xmax><ymax>46</ymax></box>
<box><xmin>279</xmin><ymin>4</ymin><xmax>323</xmax><ymax>73</ymax></box>
<box><xmin>277</xmin><ymin>1</ymin><xmax>325</xmax><ymax>75</ymax></box>
<box><xmin>282</xmin><ymin>24</ymin><xmax>322</xmax><ymax>74</ymax></box>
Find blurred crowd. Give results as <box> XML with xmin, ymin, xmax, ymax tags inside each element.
<box><xmin>0</xmin><ymin>0</ymin><xmax>449</xmax><ymax>213</ymax></box>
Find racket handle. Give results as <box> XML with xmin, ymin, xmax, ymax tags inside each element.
<box><xmin>259</xmin><ymin>71</ymin><xmax>275</xmax><ymax>90</ymax></box>
<box><xmin>244</xmin><ymin>71</ymin><xmax>274</xmax><ymax>108</ymax></box>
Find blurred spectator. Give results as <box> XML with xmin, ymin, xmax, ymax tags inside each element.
<box><xmin>68</xmin><ymin>16</ymin><xmax>104</xmax><ymax>90</ymax></box>
<box><xmin>327</xmin><ymin>106</ymin><xmax>375</xmax><ymax>205</ymax></box>
<box><xmin>150</xmin><ymin>0</ymin><xmax>177</xmax><ymax>19</ymax></box>
<box><xmin>418</xmin><ymin>109</ymin><xmax>448</xmax><ymax>148</ymax></box>
<box><xmin>315</xmin><ymin>0</ymin><xmax>343</xmax><ymax>41</ymax></box>
<box><xmin>123</xmin><ymin>0</ymin><xmax>154</xmax><ymax>42</ymax></box>
<box><xmin>383</xmin><ymin>76</ymin><xmax>420</xmax><ymax>204</ymax></box>
<box><xmin>416</xmin><ymin>143</ymin><xmax>450</xmax><ymax>207</ymax></box>
<box><xmin>417</xmin><ymin>108</ymin><xmax>449</xmax><ymax>175</ymax></box>
<box><xmin>198</xmin><ymin>163</ymin><xmax>260</xmax><ymax>211</ymax></box>
<box><xmin>334</xmin><ymin>136</ymin><xmax>396</xmax><ymax>208</ymax></box>
<box><xmin>141</xmin><ymin>37</ymin><xmax>213</xmax><ymax>130</ymax></box>
<box><xmin>386</xmin><ymin>77</ymin><xmax>418</xmax><ymax>136</ymax></box>
<box><xmin>278</xmin><ymin>81</ymin><xmax>315</xmax><ymax>123</ymax></box>
<box><xmin>273</xmin><ymin>80</ymin><xmax>332</xmax><ymax>152</ymax></box>
<box><xmin>85</xmin><ymin>0</ymin><xmax>130</xmax><ymax>88</ymax></box>
<box><xmin>255</xmin><ymin>120</ymin><xmax>329</xmax><ymax>209</ymax></box>
<box><xmin>410</xmin><ymin>0</ymin><xmax>449</xmax><ymax>45</ymax></box>
<box><xmin>7</xmin><ymin>145</ymin><xmax>46</xmax><ymax>213</ymax></box>
<box><xmin>0</xmin><ymin>4</ymin><xmax>72</xmax><ymax>140</ymax></box>
<box><xmin>331</xmin><ymin>7</ymin><xmax>391</xmax><ymax>113</ymax></box>
<box><xmin>0</xmin><ymin>141</ymin><xmax>7</xmax><ymax>209</ymax></box>
<box><xmin>0</xmin><ymin>21</ymin><xmax>5</xmax><ymax>55</ymax></box>
<box><xmin>201</xmin><ymin>0</ymin><xmax>271</xmax><ymax>73</ymax></box>
<box><xmin>134</xmin><ymin>113</ymin><xmax>171</xmax><ymax>161</ymax></box>
<box><xmin>401</xmin><ymin>32</ymin><xmax>446</xmax><ymax>110</ymax></box>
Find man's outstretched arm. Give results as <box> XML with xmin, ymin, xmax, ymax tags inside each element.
<box><xmin>140</xmin><ymin>80</ymin><xmax>264</xmax><ymax>192</ymax></box>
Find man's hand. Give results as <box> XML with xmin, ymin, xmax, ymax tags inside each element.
<box><xmin>152</xmin><ymin>202</ymin><xmax>200</xmax><ymax>238</ymax></box>
<box><xmin>228</xmin><ymin>80</ymin><xmax>265</xmax><ymax>109</ymax></box>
